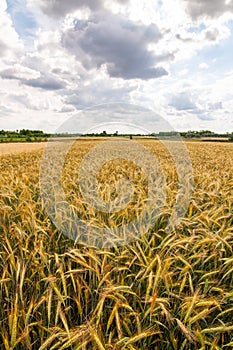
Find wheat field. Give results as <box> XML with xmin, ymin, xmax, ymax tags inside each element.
<box><xmin>0</xmin><ymin>143</ymin><xmax>45</xmax><ymax>156</ymax></box>
<box><xmin>0</xmin><ymin>140</ymin><xmax>233</xmax><ymax>349</ymax></box>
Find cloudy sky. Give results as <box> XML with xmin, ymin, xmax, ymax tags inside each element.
<box><xmin>0</xmin><ymin>0</ymin><xmax>233</xmax><ymax>133</ymax></box>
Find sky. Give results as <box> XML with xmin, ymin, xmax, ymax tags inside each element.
<box><xmin>0</xmin><ymin>0</ymin><xmax>233</xmax><ymax>133</ymax></box>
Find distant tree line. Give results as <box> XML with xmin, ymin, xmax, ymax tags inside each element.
<box><xmin>0</xmin><ymin>129</ymin><xmax>50</xmax><ymax>137</ymax></box>
<box><xmin>0</xmin><ymin>129</ymin><xmax>233</xmax><ymax>142</ymax></box>
<box><xmin>0</xmin><ymin>129</ymin><xmax>50</xmax><ymax>142</ymax></box>
<box><xmin>152</xmin><ymin>130</ymin><xmax>233</xmax><ymax>141</ymax></box>
<box><xmin>83</xmin><ymin>130</ymin><xmax>233</xmax><ymax>139</ymax></box>
<box><xmin>179</xmin><ymin>130</ymin><xmax>228</xmax><ymax>138</ymax></box>
<box><xmin>181</xmin><ymin>130</ymin><xmax>233</xmax><ymax>142</ymax></box>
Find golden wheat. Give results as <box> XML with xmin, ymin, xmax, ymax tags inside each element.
<box><xmin>0</xmin><ymin>140</ymin><xmax>232</xmax><ymax>349</ymax></box>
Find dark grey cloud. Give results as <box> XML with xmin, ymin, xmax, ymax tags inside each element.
<box><xmin>37</xmin><ymin>0</ymin><xmax>102</xmax><ymax>17</ymax></box>
<box><xmin>170</xmin><ymin>92</ymin><xmax>197</xmax><ymax>111</ymax></box>
<box><xmin>0</xmin><ymin>68</ymin><xmax>16</xmax><ymax>80</ymax></box>
<box><xmin>205</xmin><ymin>28</ymin><xmax>219</xmax><ymax>41</ymax></box>
<box><xmin>176</xmin><ymin>27</ymin><xmax>220</xmax><ymax>43</ymax></box>
<box><xmin>24</xmin><ymin>76</ymin><xmax>65</xmax><ymax>90</ymax></box>
<box><xmin>37</xmin><ymin>0</ymin><xmax>129</xmax><ymax>18</ymax></box>
<box><xmin>0</xmin><ymin>68</ymin><xmax>66</xmax><ymax>90</ymax></box>
<box><xmin>62</xmin><ymin>12</ymin><xmax>170</xmax><ymax>80</ymax></box>
<box><xmin>176</xmin><ymin>33</ymin><xmax>193</xmax><ymax>42</ymax></box>
<box><xmin>185</xmin><ymin>0</ymin><xmax>233</xmax><ymax>19</ymax></box>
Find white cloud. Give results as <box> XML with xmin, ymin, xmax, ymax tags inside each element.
<box><xmin>199</xmin><ymin>62</ymin><xmax>209</xmax><ymax>69</ymax></box>
<box><xmin>0</xmin><ymin>0</ymin><xmax>23</xmax><ymax>58</ymax></box>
